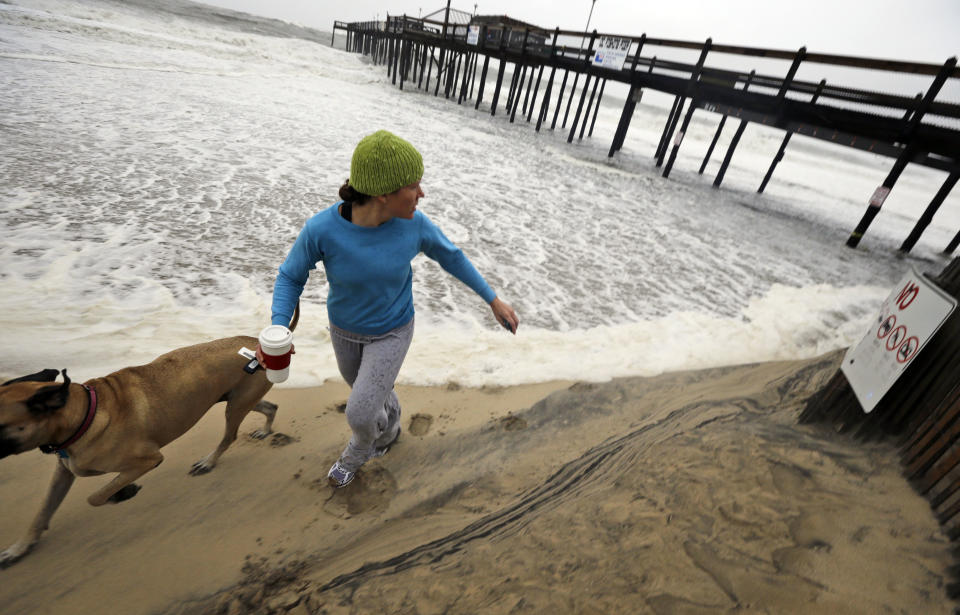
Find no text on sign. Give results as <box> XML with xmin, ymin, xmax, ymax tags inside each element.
<box><xmin>842</xmin><ymin>266</ymin><xmax>957</xmax><ymax>413</ymax></box>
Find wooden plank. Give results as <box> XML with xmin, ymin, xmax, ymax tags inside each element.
<box><xmin>903</xmin><ymin>400</ymin><xmax>960</xmax><ymax>480</ymax></box>
<box><xmin>901</xmin><ymin>385</ymin><xmax>960</xmax><ymax>463</ymax></box>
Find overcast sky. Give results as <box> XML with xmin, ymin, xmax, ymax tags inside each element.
<box><xmin>200</xmin><ymin>0</ymin><xmax>959</xmax><ymax>64</ymax></box>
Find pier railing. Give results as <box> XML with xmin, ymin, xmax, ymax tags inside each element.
<box><xmin>332</xmin><ymin>15</ymin><xmax>959</xmax><ymax>254</ymax></box>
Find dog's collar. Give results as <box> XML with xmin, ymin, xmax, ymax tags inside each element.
<box><xmin>39</xmin><ymin>384</ymin><xmax>97</xmax><ymax>455</ymax></box>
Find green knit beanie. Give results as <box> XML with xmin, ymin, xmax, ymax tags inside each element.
<box><xmin>349</xmin><ymin>130</ymin><xmax>424</xmax><ymax>196</ymax></box>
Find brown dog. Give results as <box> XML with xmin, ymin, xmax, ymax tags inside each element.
<box><xmin>0</xmin><ymin>307</ymin><xmax>298</xmax><ymax>567</ymax></box>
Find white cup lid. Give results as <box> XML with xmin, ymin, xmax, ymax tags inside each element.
<box><xmin>259</xmin><ymin>325</ymin><xmax>293</xmax><ymax>348</ymax></box>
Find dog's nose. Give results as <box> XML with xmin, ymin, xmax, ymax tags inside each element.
<box><xmin>0</xmin><ymin>437</ymin><xmax>21</xmax><ymax>459</ymax></box>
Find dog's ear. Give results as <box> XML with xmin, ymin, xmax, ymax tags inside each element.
<box><xmin>25</xmin><ymin>370</ymin><xmax>71</xmax><ymax>415</ymax></box>
<box><xmin>2</xmin><ymin>368</ymin><xmax>61</xmax><ymax>387</ymax></box>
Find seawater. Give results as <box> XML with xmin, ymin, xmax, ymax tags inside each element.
<box><xmin>1</xmin><ymin>0</ymin><xmax>956</xmax><ymax>386</ymax></box>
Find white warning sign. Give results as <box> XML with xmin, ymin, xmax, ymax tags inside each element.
<box><xmin>592</xmin><ymin>36</ymin><xmax>630</xmax><ymax>71</ymax></box>
<box><xmin>842</xmin><ymin>266</ymin><xmax>956</xmax><ymax>413</ymax></box>
<box><xmin>467</xmin><ymin>25</ymin><xmax>480</xmax><ymax>46</ymax></box>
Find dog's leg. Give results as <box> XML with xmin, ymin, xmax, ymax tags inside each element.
<box><xmin>0</xmin><ymin>460</ymin><xmax>75</xmax><ymax>568</ymax></box>
<box><xmin>86</xmin><ymin>452</ymin><xmax>163</xmax><ymax>507</ymax></box>
<box><xmin>249</xmin><ymin>400</ymin><xmax>278</xmax><ymax>440</ymax></box>
<box><xmin>190</xmin><ymin>392</ymin><xmax>265</xmax><ymax>475</ymax></box>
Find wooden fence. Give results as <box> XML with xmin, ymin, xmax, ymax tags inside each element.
<box><xmin>799</xmin><ymin>256</ymin><xmax>960</xmax><ymax>596</ymax></box>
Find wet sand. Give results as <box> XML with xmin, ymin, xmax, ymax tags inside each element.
<box><xmin>0</xmin><ymin>351</ymin><xmax>954</xmax><ymax>614</ymax></box>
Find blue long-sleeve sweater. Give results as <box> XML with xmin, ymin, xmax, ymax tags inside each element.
<box><xmin>271</xmin><ymin>202</ymin><xmax>496</xmax><ymax>335</ymax></box>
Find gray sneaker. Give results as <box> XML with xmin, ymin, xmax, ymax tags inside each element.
<box><xmin>327</xmin><ymin>460</ymin><xmax>355</xmax><ymax>488</ymax></box>
<box><xmin>371</xmin><ymin>426</ymin><xmax>400</xmax><ymax>458</ymax></box>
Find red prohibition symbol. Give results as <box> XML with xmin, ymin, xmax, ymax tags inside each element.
<box><xmin>897</xmin><ymin>336</ymin><xmax>920</xmax><ymax>363</ymax></box>
<box><xmin>896</xmin><ymin>282</ymin><xmax>919</xmax><ymax>310</ymax></box>
<box><xmin>885</xmin><ymin>325</ymin><xmax>907</xmax><ymax>351</ymax></box>
<box><xmin>877</xmin><ymin>315</ymin><xmax>896</xmax><ymax>339</ymax></box>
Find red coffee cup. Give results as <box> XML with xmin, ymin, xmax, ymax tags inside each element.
<box><xmin>258</xmin><ymin>325</ymin><xmax>294</xmax><ymax>383</ymax></box>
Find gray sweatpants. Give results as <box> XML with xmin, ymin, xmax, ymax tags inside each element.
<box><xmin>330</xmin><ymin>317</ymin><xmax>414</xmax><ymax>472</ymax></box>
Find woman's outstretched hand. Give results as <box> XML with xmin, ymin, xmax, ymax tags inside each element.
<box><xmin>490</xmin><ymin>297</ymin><xmax>519</xmax><ymax>335</ymax></box>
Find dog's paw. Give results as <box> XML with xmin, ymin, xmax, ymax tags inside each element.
<box><xmin>107</xmin><ymin>483</ymin><xmax>141</xmax><ymax>503</ymax></box>
<box><xmin>249</xmin><ymin>429</ymin><xmax>272</xmax><ymax>440</ymax></box>
<box><xmin>189</xmin><ymin>459</ymin><xmax>214</xmax><ymax>475</ymax></box>
<box><xmin>0</xmin><ymin>543</ymin><xmax>31</xmax><ymax>569</ymax></box>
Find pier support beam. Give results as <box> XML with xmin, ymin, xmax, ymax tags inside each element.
<box><xmin>522</xmin><ymin>63</ymin><xmax>535</xmax><ymax>116</ymax></box>
<box><xmin>510</xmin><ymin>31</ymin><xmax>531</xmax><ymax>124</ymax></box>
<box><xmin>536</xmin><ymin>29</ymin><xmax>561</xmax><ymax>132</ymax></box>
<box><xmin>425</xmin><ymin>47</ymin><xmax>435</xmax><ymax>92</ymax></box>
<box><xmin>609</xmin><ymin>85</ymin><xmax>640</xmax><ymax>156</ymax></box>
<box><xmin>506</xmin><ymin>64</ymin><xmax>521</xmax><ymax>114</ymax></box>
<box><xmin>418</xmin><ymin>45</ymin><xmax>428</xmax><ymax>89</ymax></box>
<box><xmin>468</xmin><ymin>51</ymin><xmax>479</xmax><ymax>99</ymax></box>
<box><xmin>756</xmin><ymin>48</ymin><xmax>810</xmax><ymax>192</ymax></box>
<box><xmin>551</xmin><ymin>70</ymin><xmax>570</xmax><ymax>130</ymax></box>
<box><xmin>568</xmin><ymin>66</ymin><xmax>594</xmax><ymax>142</ymax></box>
<box><xmin>698</xmin><ymin>116</ymin><xmax>726</xmax><ymax>174</ymax></box>
<box><xmin>446</xmin><ymin>52</ymin><xmax>460</xmax><ymax>99</ymax></box>
<box><xmin>663</xmin><ymin>39</ymin><xmax>712</xmax><ymax>178</ymax></box>
<box><xmin>588</xmin><ymin>78</ymin><xmax>606</xmax><ymax>137</ymax></box>
<box><xmin>433</xmin><ymin>47</ymin><xmax>447</xmax><ymax>96</ymax></box>
<box><xmin>713</xmin><ymin>116</ymin><xmax>745</xmax><ymax>186</ymax></box>
<box><xmin>899</xmin><ymin>171</ymin><xmax>960</xmax><ymax>253</ymax></box>
<box><xmin>947</xmin><ymin>230</ymin><xmax>960</xmax><ymax>255</ymax></box>
<box><xmin>491</xmin><ymin>58</ymin><xmax>507</xmax><ymax>116</ymax></box>
<box><xmin>759</xmin><ymin>78</ymin><xmax>825</xmax><ymax>192</ymax></box>
<box><xmin>713</xmin><ymin>70</ymin><xmax>756</xmax><ymax>187</ymax></box>
<box><xmin>563</xmin><ymin>73</ymin><xmax>580</xmax><ymax>129</ymax></box>
<box><xmin>398</xmin><ymin>39</ymin><xmax>408</xmax><ymax>90</ymax></box>
<box><xmin>510</xmin><ymin>65</ymin><xmax>527</xmax><ymax>121</ymax></box>
<box><xmin>536</xmin><ymin>67</ymin><xmax>556</xmax><ymax>130</ymax></box>
<box><xmin>457</xmin><ymin>53</ymin><xmax>471</xmax><ymax>103</ymax></box>
<box><xmin>655</xmin><ymin>96</ymin><xmax>682</xmax><ymax>165</ymax></box>
<box><xmin>579</xmin><ymin>76</ymin><xmax>601</xmax><ymax>140</ymax></box>
<box><xmin>608</xmin><ymin>39</ymin><xmax>646</xmax><ymax>157</ymax></box>
<box><xmin>475</xmin><ymin>55</ymin><xmax>490</xmax><ymax>109</ymax></box>
<box><xmin>847</xmin><ymin>57</ymin><xmax>957</xmax><ymax>248</ymax></box>
<box><xmin>527</xmin><ymin>66</ymin><xmax>545</xmax><ymax>122</ymax></box>
<box><xmin>391</xmin><ymin>35</ymin><xmax>399</xmax><ymax>85</ymax></box>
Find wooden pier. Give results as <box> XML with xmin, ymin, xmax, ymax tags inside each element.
<box><xmin>332</xmin><ymin>15</ymin><xmax>960</xmax><ymax>253</ymax></box>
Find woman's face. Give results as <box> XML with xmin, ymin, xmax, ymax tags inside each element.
<box><xmin>383</xmin><ymin>179</ymin><xmax>424</xmax><ymax>219</ymax></box>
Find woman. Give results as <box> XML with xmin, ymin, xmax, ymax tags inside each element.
<box><xmin>268</xmin><ymin>130</ymin><xmax>519</xmax><ymax>488</ymax></box>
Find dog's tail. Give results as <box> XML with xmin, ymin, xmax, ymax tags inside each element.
<box><xmin>288</xmin><ymin>301</ymin><xmax>301</xmax><ymax>332</ymax></box>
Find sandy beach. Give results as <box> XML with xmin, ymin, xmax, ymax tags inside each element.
<box><xmin>0</xmin><ymin>350</ymin><xmax>954</xmax><ymax>615</ymax></box>
<box><xmin>2</xmin><ymin>1</ymin><xmax>959</xmax><ymax>614</ymax></box>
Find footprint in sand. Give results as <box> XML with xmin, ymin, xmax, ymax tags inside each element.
<box><xmin>409</xmin><ymin>413</ymin><xmax>434</xmax><ymax>436</ymax></box>
<box><xmin>268</xmin><ymin>433</ymin><xmax>295</xmax><ymax>447</ymax></box>
<box><xmin>319</xmin><ymin>465</ymin><xmax>398</xmax><ymax>518</ymax></box>
<box><xmin>249</xmin><ymin>430</ymin><xmax>294</xmax><ymax>445</ymax></box>
<box><xmin>500</xmin><ymin>414</ymin><xmax>527</xmax><ymax>431</ymax></box>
